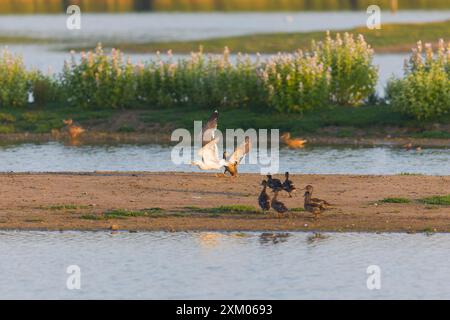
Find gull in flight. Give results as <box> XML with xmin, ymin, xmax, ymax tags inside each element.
<box><xmin>191</xmin><ymin>110</ymin><xmax>251</xmax><ymax>174</ymax></box>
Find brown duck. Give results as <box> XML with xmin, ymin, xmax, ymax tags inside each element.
<box><xmin>280</xmin><ymin>132</ymin><xmax>307</xmax><ymax>149</ymax></box>
<box><xmin>282</xmin><ymin>172</ymin><xmax>296</xmax><ymax>197</ymax></box>
<box><xmin>258</xmin><ymin>180</ymin><xmax>271</xmax><ymax>213</ymax></box>
<box><xmin>305</xmin><ymin>185</ymin><xmax>331</xmax><ymax>207</ymax></box>
<box><xmin>63</xmin><ymin>119</ymin><xmax>85</xmax><ymax>140</ymax></box>
<box><xmin>271</xmin><ymin>191</ymin><xmax>288</xmax><ymax>214</ymax></box>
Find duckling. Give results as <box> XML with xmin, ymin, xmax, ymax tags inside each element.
<box><xmin>305</xmin><ymin>185</ymin><xmax>331</xmax><ymax>207</ymax></box>
<box><xmin>267</xmin><ymin>174</ymin><xmax>283</xmax><ymax>192</ymax></box>
<box><xmin>282</xmin><ymin>172</ymin><xmax>296</xmax><ymax>197</ymax></box>
<box><xmin>221</xmin><ymin>137</ymin><xmax>251</xmax><ymax>177</ymax></box>
<box><xmin>63</xmin><ymin>119</ymin><xmax>85</xmax><ymax>140</ymax></box>
<box><xmin>271</xmin><ymin>191</ymin><xmax>288</xmax><ymax>214</ymax></box>
<box><xmin>258</xmin><ymin>180</ymin><xmax>271</xmax><ymax>213</ymax></box>
<box><xmin>280</xmin><ymin>132</ymin><xmax>307</xmax><ymax>149</ymax></box>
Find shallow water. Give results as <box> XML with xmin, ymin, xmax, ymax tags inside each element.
<box><xmin>1</xmin><ymin>11</ymin><xmax>449</xmax><ymax>42</ymax></box>
<box><xmin>1</xmin><ymin>231</ymin><xmax>450</xmax><ymax>299</ymax></box>
<box><xmin>0</xmin><ymin>142</ymin><xmax>449</xmax><ymax>175</ymax></box>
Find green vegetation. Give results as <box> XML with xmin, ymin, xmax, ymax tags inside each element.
<box><xmin>111</xmin><ymin>20</ymin><xmax>450</xmax><ymax>54</ymax></box>
<box><xmin>189</xmin><ymin>205</ymin><xmax>261</xmax><ymax>214</ymax></box>
<box><xmin>104</xmin><ymin>208</ymin><xmax>165</xmax><ymax>218</ymax></box>
<box><xmin>387</xmin><ymin>40</ymin><xmax>450</xmax><ymax>120</ymax></box>
<box><xmin>380</xmin><ymin>197</ymin><xmax>411</xmax><ymax>204</ymax></box>
<box><xmin>58</xmin><ymin>34</ymin><xmax>377</xmax><ymax>112</ymax></box>
<box><xmin>420</xmin><ymin>195</ymin><xmax>450</xmax><ymax>206</ymax></box>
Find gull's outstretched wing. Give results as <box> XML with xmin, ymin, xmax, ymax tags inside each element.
<box><xmin>201</xmin><ymin>110</ymin><xmax>219</xmax><ymax>146</ymax></box>
<box><xmin>229</xmin><ymin>137</ymin><xmax>251</xmax><ymax>165</ymax></box>
<box><xmin>198</xmin><ymin>137</ymin><xmax>223</xmax><ymax>169</ymax></box>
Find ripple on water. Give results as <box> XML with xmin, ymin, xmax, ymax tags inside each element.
<box><xmin>1</xmin><ymin>231</ymin><xmax>450</xmax><ymax>299</ymax></box>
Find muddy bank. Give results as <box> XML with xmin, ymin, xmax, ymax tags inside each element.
<box><xmin>0</xmin><ymin>173</ymin><xmax>449</xmax><ymax>232</ymax></box>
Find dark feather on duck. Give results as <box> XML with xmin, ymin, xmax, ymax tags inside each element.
<box><xmin>271</xmin><ymin>191</ymin><xmax>288</xmax><ymax>213</ymax></box>
<box><xmin>258</xmin><ymin>180</ymin><xmax>271</xmax><ymax>212</ymax></box>
<box><xmin>282</xmin><ymin>172</ymin><xmax>296</xmax><ymax>197</ymax></box>
<box><xmin>267</xmin><ymin>174</ymin><xmax>283</xmax><ymax>192</ymax></box>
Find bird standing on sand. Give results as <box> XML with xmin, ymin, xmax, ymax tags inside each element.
<box><xmin>258</xmin><ymin>180</ymin><xmax>271</xmax><ymax>213</ymax></box>
<box><xmin>303</xmin><ymin>185</ymin><xmax>330</xmax><ymax>218</ymax></box>
<box><xmin>280</xmin><ymin>132</ymin><xmax>307</xmax><ymax>149</ymax></box>
<box><xmin>222</xmin><ymin>137</ymin><xmax>251</xmax><ymax>177</ymax></box>
<box><xmin>267</xmin><ymin>174</ymin><xmax>283</xmax><ymax>192</ymax></box>
<box><xmin>282</xmin><ymin>172</ymin><xmax>296</xmax><ymax>197</ymax></box>
<box><xmin>271</xmin><ymin>191</ymin><xmax>288</xmax><ymax>214</ymax></box>
<box><xmin>63</xmin><ymin>119</ymin><xmax>85</xmax><ymax>140</ymax></box>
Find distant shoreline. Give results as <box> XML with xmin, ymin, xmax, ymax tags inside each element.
<box><xmin>0</xmin><ymin>173</ymin><xmax>449</xmax><ymax>233</ymax></box>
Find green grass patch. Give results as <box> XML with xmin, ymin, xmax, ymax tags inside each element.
<box><xmin>380</xmin><ymin>197</ymin><xmax>412</xmax><ymax>204</ymax></box>
<box><xmin>47</xmin><ymin>204</ymin><xmax>90</xmax><ymax>210</ymax></box>
<box><xmin>291</xmin><ymin>207</ymin><xmax>305</xmax><ymax>212</ymax></box>
<box><xmin>204</xmin><ymin>205</ymin><xmax>260</xmax><ymax>214</ymax></box>
<box><xmin>80</xmin><ymin>214</ymin><xmax>104</xmax><ymax>221</ymax></box>
<box><xmin>420</xmin><ymin>195</ymin><xmax>450</xmax><ymax>206</ymax></box>
<box><xmin>380</xmin><ymin>197</ymin><xmax>411</xmax><ymax>204</ymax></box>
<box><xmin>104</xmin><ymin>208</ymin><xmax>165</xmax><ymax>218</ymax></box>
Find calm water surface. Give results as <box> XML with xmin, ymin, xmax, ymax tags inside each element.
<box><xmin>1</xmin><ymin>231</ymin><xmax>450</xmax><ymax>299</ymax></box>
<box><xmin>1</xmin><ymin>11</ymin><xmax>449</xmax><ymax>42</ymax></box>
<box><xmin>0</xmin><ymin>142</ymin><xmax>449</xmax><ymax>174</ymax></box>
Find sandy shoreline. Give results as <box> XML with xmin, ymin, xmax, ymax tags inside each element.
<box><xmin>0</xmin><ymin>172</ymin><xmax>449</xmax><ymax>233</ymax></box>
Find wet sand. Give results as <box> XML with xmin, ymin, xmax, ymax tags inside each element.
<box><xmin>0</xmin><ymin>173</ymin><xmax>449</xmax><ymax>233</ymax></box>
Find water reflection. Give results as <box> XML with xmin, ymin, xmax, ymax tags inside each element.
<box><xmin>2</xmin><ymin>231</ymin><xmax>450</xmax><ymax>299</ymax></box>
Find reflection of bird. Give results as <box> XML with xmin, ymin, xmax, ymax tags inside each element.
<box><xmin>280</xmin><ymin>132</ymin><xmax>307</xmax><ymax>149</ymax></box>
<box><xmin>200</xmin><ymin>110</ymin><xmax>218</xmax><ymax>146</ymax></box>
<box><xmin>63</xmin><ymin>119</ymin><xmax>85</xmax><ymax>140</ymax></box>
<box><xmin>258</xmin><ymin>180</ymin><xmax>271</xmax><ymax>212</ymax></box>
<box><xmin>267</xmin><ymin>174</ymin><xmax>283</xmax><ymax>192</ymax></box>
<box><xmin>223</xmin><ymin>137</ymin><xmax>251</xmax><ymax>177</ymax></box>
<box><xmin>282</xmin><ymin>172</ymin><xmax>296</xmax><ymax>197</ymax></box>
<box><xmin>271</xmin><ymin>191</ymin><xmax>288</xmax><ymax>214</ymax></box>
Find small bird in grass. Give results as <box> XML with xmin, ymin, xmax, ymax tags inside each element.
<box><xmin>282</xmin><ymin>172</ymin><xmax>296</xmax><ymax>197</ymax></box>
<box><xmin>280</xmin><ymin>132</ymin><xmax>307</xmax><ymax>149</ymax></box>
<box><xmin>258</xmin><ymin>180</ymin><xmax>271</xmax><ymax>213</ymax></box>
<box><xmin>267</xmin><ymin>174</ymin><xmax>283</xmax><ymax>192</ymax></box>
<box><xmin>271</xmin><ymin>191</ymin><xmax>288</xmax><ymax>214</ymax></box>
<box><xmin>63</xmin><ymin>119</ymin><xmax>85</xmax><ymax>140</ymax></box>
